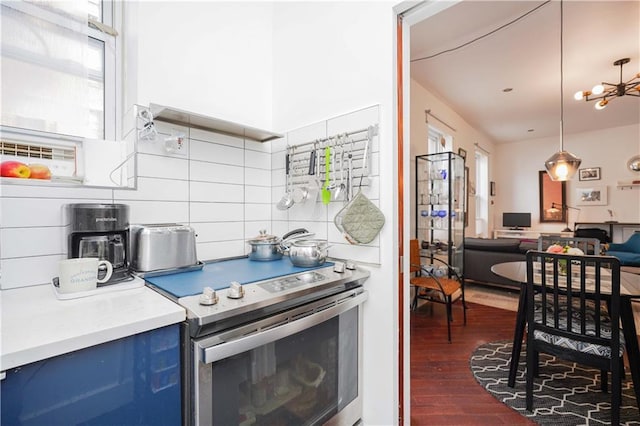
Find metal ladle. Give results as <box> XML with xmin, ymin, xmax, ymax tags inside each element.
<box><xmin>333</xmin><ymin>136</ymin><xmax>346</xmax><ymax>200</ymax></box>
<box><xmin>277</xmin><ymin>150</ymin><xmax>294</xmax><ymax>210</ymax></box>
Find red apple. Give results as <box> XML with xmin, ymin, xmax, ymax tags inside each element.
<box><xmin>28</xmin><ymin>163</ymin><xmax>51</xmax><ymax>180</ymax></box>
<box><xmin>1</xmin><ymin>161</ymin><xmax>31</xmax><ymax>178</ymax></box>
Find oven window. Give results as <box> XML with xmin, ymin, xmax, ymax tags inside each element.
<box><xmin>210</xmin><ymin>307</ymin><xmax>359</xmax><ymax>425</ymax></box>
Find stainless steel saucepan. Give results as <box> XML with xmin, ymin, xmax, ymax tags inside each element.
<box><xmin>287</xmin><ymin>239</ymin><xmax>330</xmax><ymax>267</ymax></box>
<box><xmin>247</xmin><ymin>228</ymin><xmax>310</xmax><ymax>261</ymax></box>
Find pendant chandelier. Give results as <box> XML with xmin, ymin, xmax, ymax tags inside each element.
<box><xmin>574</xmin><ymin>58</ymin><xmax>640</xmax><ymax>110</ymax></box>
<box><xmin>545</xmin><ymin>0</ymin><xmax>581</xmax><ymax>181</ymax></box>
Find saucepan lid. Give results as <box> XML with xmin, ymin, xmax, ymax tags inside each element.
<box><xmin>247</xmin><ymin>230</ymin><xmax>281</xmax><ymax>245</ymax></box>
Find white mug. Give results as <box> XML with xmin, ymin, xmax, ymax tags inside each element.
<box><xmin>58</xmin><ymin>258</ymin><xmax>113</xmax><ymax>293</ymax></box>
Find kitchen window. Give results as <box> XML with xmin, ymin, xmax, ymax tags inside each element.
<box><xmin>1</xmin><ymin>0</ymin><xmax>120</xmax><ymax>141</ymax></box>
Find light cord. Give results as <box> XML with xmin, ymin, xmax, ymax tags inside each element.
<box><xmin>411</xmin><ymin>1</ymin><xmax>551</xmax><ymax>63</ymax></box>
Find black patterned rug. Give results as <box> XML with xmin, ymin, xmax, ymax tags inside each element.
<box><xmin>470</xmin><ymin>341</ymin><xmax>640</xmax><ymax>425</ymax></box>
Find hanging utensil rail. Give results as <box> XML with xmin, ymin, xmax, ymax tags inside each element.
<box><xmin>284</xmin><ymin>125</ymin><xmax>377</xmax><ymax>201</ymax></box>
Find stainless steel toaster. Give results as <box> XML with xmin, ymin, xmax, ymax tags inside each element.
<box><xmin>130</xmin><ymin>223</ymin><xmax>198</xmax><ymax>272</ymax></box>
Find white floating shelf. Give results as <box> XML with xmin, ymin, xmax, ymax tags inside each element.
<box><xmin>150</xmin><ymin>103</ymin><xmax>283</xmax><ymax>143</ymax></box>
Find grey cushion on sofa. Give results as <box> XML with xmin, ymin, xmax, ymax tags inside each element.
<box><xmin>464</xmin><ymin>238</ymin><xmax>527</xmax><ymax>289</ymax></box>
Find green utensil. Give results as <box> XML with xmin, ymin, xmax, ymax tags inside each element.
<box><xmin>322</xmin><ymin>146</ymin><xmax>331</xmax><ymax>204</ymax></box>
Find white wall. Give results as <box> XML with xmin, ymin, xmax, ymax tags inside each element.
<box><xmin>123</xmin><ymin>1</ymin><xmax>275</xmax><ymax>131</ymax></box>
<box><xmin>410</xmin><ymin>78</ymin><xmax>497</xmax><ymax>238</ymax></box>
<box><xmin>272</xmin><ymin>2</ymin><xmax>396</xmax><ymax>424</ymax></box>
<box><xmin>494</xmin><ymin>123</ymin><xmax>640</xmax><ymax>234</ymax></box>
<box><xmin>1</xmin><ymin>2</ymin><xmax>400</xmax><ymax>424</ymax></box>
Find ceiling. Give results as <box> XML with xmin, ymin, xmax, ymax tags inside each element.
<box><xmin>410</xmin><ymin>0</ymin><xmax>640</xmax><ymax>144</ymax></box>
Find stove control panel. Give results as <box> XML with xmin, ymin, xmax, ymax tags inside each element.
<box><xmin>258</xmin><ymin>271</ymin><xmax>326</xmax><ymax>293</ymax></box>
<box><xmin>199</xmin><ymin>287</ymin><xmax>218</xmax><ymax>305</ymax></box>
<box><xmin>226</xmin><ymin>281</ymin><xmax>244</xmax><ymax>299</ymax></box>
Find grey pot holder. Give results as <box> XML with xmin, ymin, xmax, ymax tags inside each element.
<box><xmin>334</xmin><ymin>192</ymin><xmax>385</xmax><ymax>244</ymax></box>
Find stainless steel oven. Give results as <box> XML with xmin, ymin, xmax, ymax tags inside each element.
<box><xmin>144</xmin><ymin>257</ymin><xmax>369</xmax><ymax>426</ymax></box>
<box><xmin>193</xmin><ymin>287</ymin><xmax>366</xmax><ymax>425</ymax></box>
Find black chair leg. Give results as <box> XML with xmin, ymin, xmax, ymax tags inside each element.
<box><xmin>526</xmin><ymin>343</ymin><xmax>535</xmax><ymax>411</ymax></box>
<box><xmin>461</xmin><ymin>294</ymin><xmax>467</xmax><ymax>325</ymax></box>
<box><xmin>612</xmin><ymin>356</ymin><xmax>622</xmax><ymax>425</ymax></box>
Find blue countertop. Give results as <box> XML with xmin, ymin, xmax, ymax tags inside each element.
<box><xmin>144</xmin><ymin>257</ymin><xmax>332</xmax><ymax>298</ymax></box>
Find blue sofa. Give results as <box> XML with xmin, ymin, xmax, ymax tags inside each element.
<box><xmin>605</xmin><ymin>232</ymin><xmax>640</xmax><ymax>266</ymax></box>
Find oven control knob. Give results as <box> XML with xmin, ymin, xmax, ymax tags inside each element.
<box><xmin>227</xmin><ymin>281</ymin><xmax>244</xmax><ymax>299</ymax></box>
<box><xmin>345</xmin><ymin>261</ymin><xmax>357</xmax><ymax>270</ymax></box>
<box><xmin>199</xmin><ymin>287</ymin><xmax>218</xmax><ymax>306</ymax></box>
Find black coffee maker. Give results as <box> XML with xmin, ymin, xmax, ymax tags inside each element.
<box><xmin>66</xmin><ymin>203</ymin><xmax>132</xmax><ymax>285</ymax></box>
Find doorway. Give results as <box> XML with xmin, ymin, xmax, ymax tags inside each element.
<box><xmin>395</xmin><ymin>2</ymin><xmax>461</xmax><ymax>424</ymax></box>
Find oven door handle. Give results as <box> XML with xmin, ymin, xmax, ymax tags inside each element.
<box><xmin>199</xmin><ymin>291</ymin><xmax>367</xmax><ymax>364</ymax></box>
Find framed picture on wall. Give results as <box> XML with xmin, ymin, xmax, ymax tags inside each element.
<box><xmin>490</xmin><ymin>181</ymin><xmax>496</xmax><ymax>196</ymax></box>
<box><xmin>579</xmin><ymin>167</ymin><xmax>600</xmax><ymax>181</ymax></box>
<box><xmin>576</xmin><ymin>185</ymin><xmax>607</xmax><ymax>206</ymax></box>
<box><xmin>458</xmin><ymin>147</ymin><xmax>467</xmax><ymax>160</ymax></box>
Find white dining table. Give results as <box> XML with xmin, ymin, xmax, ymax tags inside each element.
<box><xmin>491</xmin><ymin>260</ymin><xmax>640</xmax><ymax>409</ymax></box>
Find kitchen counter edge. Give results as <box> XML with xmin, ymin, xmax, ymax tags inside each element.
<box><xmin>1</xmin><ymin>284</ymin><xmax>186</xmax><ymax>371</ymax></box>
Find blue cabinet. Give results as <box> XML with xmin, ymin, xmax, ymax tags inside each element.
<box><xmin>1</xmin><ymin>324</ymin><xmax>181</xmax><ymax>426</ymax></box>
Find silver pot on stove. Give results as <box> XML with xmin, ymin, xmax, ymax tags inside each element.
<box><xmin>247</xmin><ymin>228</ymin><xmax>310</xmax><ymax>261</ymax></box>
<box><xmin>287</xmin><ymin>239</ymin><xmax>330</xmax><ymax>267</ymax></box>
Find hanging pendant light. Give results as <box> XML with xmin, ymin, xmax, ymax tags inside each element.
<box><xmin>545</xmin><ymin>0</ymin><xmax>581</xmax><ymax>181</ymax></box>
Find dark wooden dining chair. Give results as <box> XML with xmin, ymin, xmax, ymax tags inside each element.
<box><xmin>409</xmin><ymin>239</ymin><xmax>466</xmax><ymax>342</ymax></box>
<box><xmin>525</xmin><ymin>250</ymin><xmax>625</xmax><ymax>424</ymax></box>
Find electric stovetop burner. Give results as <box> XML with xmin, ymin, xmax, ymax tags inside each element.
<box><xmin>144</xmin><ymin>257</ymin><xmax>370</xmax><ymax>337</ymax></box>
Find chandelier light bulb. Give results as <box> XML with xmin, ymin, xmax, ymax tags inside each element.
<box><xmin>595</xmin><ymin>99</ymin><xmax>608</xmax><ymax>110</ymax></box>
<box><xmin>555</xmin><ymin>163</ymin><xmax>569</xmax><ymax>180</ymax></box>
<box><xmin>573</xmin><ymin>90</ymin><xmax>584</xmax><ymax>100</ymax></box>
<box><xmin>575</xmin><ymin>58</ymin><xmax>639</xmax><ymax>110</ymax></box>
<box><xmin>591</xmin><ymin>84</ymin><xmax>605</xmax><ymax>95</ymax></box>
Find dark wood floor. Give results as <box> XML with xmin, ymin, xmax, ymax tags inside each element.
<box><xmin>410</xmin><ymin>300</ymin><xmax>536</xmax><ymax>425</ymax></box>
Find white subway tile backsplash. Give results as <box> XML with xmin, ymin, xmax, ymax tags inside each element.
<box><xmin>244</xmin><ymin>221</ymin><xmax>274</xmax><ymax>239</ymax></box>
<box><xmin>1</xmin><ymin>254</ymin><xmax>65</xmax><ymax>289</ymax></box>
<box><xmin>192</xmin><ymin>222</ymin><xmax>244</xmax><ymax>243</ymax></box>
<box><xmin>244</xmin><ymin>203</ymin><xmax>271</xmax><ymax>222</ymax></box>
<box><xmin>1</xmin><ymin>105</ymin><xmax>382</xmax><ymax>290</ymax></box>
<box><xmin>138</xmin><ymin>153</ymin><xmax>189</xmax><ymax>180</ymax></box>
<box><xmin>190</xmin><ymin>202</ymin><xmax>244</xmax><ymax>223</ymax></box>
<box><xmin>245</xmin><ymin>139</ymin><xmax>271</xmax><ymax>153</ymax></box>
<box><xmin>271</xmin><ymin>202</ymin><xmax>288</xmax><ymax>221</ymax></box>
<box><xmin>245</xmin><ymin>186</ymin><xmax>271</xmax><ymax>204</ymax></box>
<box><xmin>246</xmin><ymin>168</ymin><xmax>271</xmax><ymax>187</ymax></box>
<box><xmin>289</xmin><ymin>200</ymin><xmax>326</xmax><ymax>222</ymax></box>
<box><xmin>126</xmin><ymin>200</ymin><xmax>189</xmax><ymax>224</ymax></box>
<box><xmin>1</xmin><ymin>227</ymin><xmax>64</xmax><ymax>259</ymax></box>
<box><xmin>190</xmin><ymin>140</ymin><xmax>244</xmax><ymax>166</ymax></box>
<box><xmin>1</xmin><ymin>198</ymin><xmax>105</xmax><ymax>228</ymax></box>
<box><xmin>270</xmin><ymin>136</ymin><xmax>287</xmax><ymax>154</ymax></box>
<box><xmin>197</xmin><ymin>240</ymin><xmax>245</xmax><ymax>262</ymax></box>
<box><xmin>244</xmin><ymin>150</ymin><xmax>270</xmax><ymax>170</ymax></box>
<box><xmin>114</xmin><ymin>177</ymin><xmax>189</xmax><ymax>201</ymax></box>
<box><xmin>190</xmin><ymin>181</ymin><xmax>244</xmax><ymax>203</ymax></box>
<box><xmin>190</xmin><ymin>161</ymin><xmax>244</xmax><ymax>184</ymax></box>
<box><xmin>271</xmin><ymin>221</ymin><xmax>290</xmax><ymax>238</ymax></box>
<box><xmin>271</xmin><ymin>171</ymin><xmax>285</xmax><ymax>189</ymax></box>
